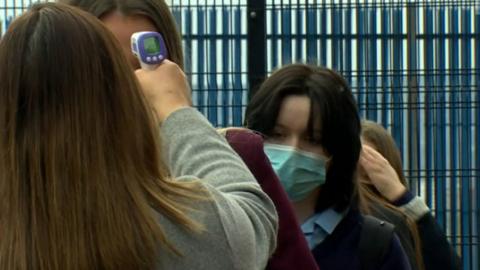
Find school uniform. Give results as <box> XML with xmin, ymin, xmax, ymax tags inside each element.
<box><xmin>225</xmin><ymin>129</ymin><xmax>319</xmax><ymax>270</ymax></box>
<box><xmin>305</xmin><ymin>208</ymin><xmax>412</xmax><ymax>270</ymax></box>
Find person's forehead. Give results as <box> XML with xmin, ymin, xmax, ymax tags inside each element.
<box><xmin>100</xmin><ymin>11</ymin><xmax>157</xmax><ymax>44</ymax></box>
<box><xmin>276</xmin><ymin>95</ymin><xmax>321</xmax><ymax>133</ymax></box>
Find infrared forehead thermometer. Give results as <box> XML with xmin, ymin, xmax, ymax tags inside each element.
<box><xmin>131</xmin><ymin>31</ymin><xmax>168</xmax><ymax>70</ymax></box>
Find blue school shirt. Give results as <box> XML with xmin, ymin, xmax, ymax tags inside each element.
<box><xmin>301</xmin><ymin>208</ymin><xmax>346</xmax><ymax>250</ymax></box>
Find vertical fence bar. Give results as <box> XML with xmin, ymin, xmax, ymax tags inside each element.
<box><xmin>232</xmin><ymin>4</ymin><xmax>243</xmax><ymax>126</ymax></box>
<box><xmin>367</xmin><ymin>5</ymin><xmax>378</xmax><ymax>121</ymax></box>
<box><xmin>281</xmin><ymin>2</ymin><xmax>292</xmax><ymax>65</ymax></box>
<box><xmin>449</xmin><ymin>5</ymin><xmax>467</xmax><ymax>266</ymax></box>
<box><xmin>197</xmin><ymin>8</ymin><xmax>206</xmax><ymax>116</ymax></box>
<box><xmin>407</xmin><ymin>1</ymin><xmax>420</xmax><ymax>196</ymax></box>
<box><xmin>320</xmin><ymin>0</ymin><xmax>327</xmax><ymax>66</ymax></box>
<box><xmin>450</xmin><ymin>4</ymin><xmax>460</xmax><ymax>247</ymax></box>
<box><xmin>381</xmin><ymin>2</ymin><xmax>390</xmax><ymax>125</ymax></box>
<box><xmin>344</xmin><ymin>0</ymin><xmax>352</xmax><ymax>82</ymax></box>
<box><xmin>337</xmin><ymin>3</ymin><xmax>344</xmax><ymax>72</ymax></box>
<box><xmin>424</xmin><ymin>4</ymin><xmax>434</xmax><ymax>211</ymax></box>
<box><xmin>475</xmin><ymin>6</ymin><xmax>480</xmax><ymax>268</ymax></box>
<box><xmin>460</xmin><ymin>6</ymin><xmax>472</xmax><ymax>268</ymax></box>
<box><xmin>295</xmin><ymin>0</ymin><xmax>302</xmax><ymax>61</ymax></box>
<box><xmin>270</xmin><ymin>1</ymin><xmax>279</xmax><ymax>71</ymax></box>
<box><xmin>247</xmin><ymin>0</ymin><xmax>266</xmax><ymax>98</ymax></box>
<box><xmin>332</xmin><ymin>1</ymin><xmax>340</xmax><ymax>71</ymax></box>
<box><xmin>183</xmin><ymin>2</ymin><xmax>193</xmax><ymax>74</ymax></box>
<box><xmin>434</xmin><ymin>4</ymin><xmax>449</xmax><ymax>239</ymax></box>
<box><xmin>435</xmin><ymin>4</ymin><xmax>447</xmax><ymax>229</ymax></box>
<box><xmin>357</xmin><ymin>4</ymin><xmax>365</xmax><ymax>116</ymax></box>
<box><xmin>391</xmin><ymin>6</ymin><xmax>404</xmax><ymax>159</ymax></box>
<box><xmin>221</xmin><ymin>5</ymin><xmax>230</xmax><ymax>126</ymax></box>
<box><xmin>207</xmin><ymin>6</ymin><xmax>218</xmax><ymax>126</ymax></box>
<box><xmin>306</xmin><ymin>0</ymin><xmax>318</xmax><ymax>64</ymax></box>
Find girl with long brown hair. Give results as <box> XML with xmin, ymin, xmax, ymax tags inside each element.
<box><xmin>358</xmin><ymin>121</ymin><xmax>424</xmax><ymax>270</ymax></box>
<box><xmin>0</xmin><ymin>3</ymin><xmax>277</xmax><ymax>269</ymax></box>
<box><xmin>60</xmin><ymin>1</ymin><xmax>319</xmax><ymax>269</ymax></box>
<box><xmin>359</xmin><ymin>120</ymin><xmax>461</xmax><ymax>270</ymax></box>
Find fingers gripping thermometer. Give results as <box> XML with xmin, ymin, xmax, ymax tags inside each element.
<box><xmin>131</xmin><ymin>31</ymin><xmax>168</xmax><ymax>70</ymax></box>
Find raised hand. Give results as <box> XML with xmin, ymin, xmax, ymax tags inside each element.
<box><xmin>135</xmin><ymin>60</ymin><xmax>192</xmax><ymax>123</ymax></box>
<box><xmin>359</xmin><ymin>144</ymin><xmax>407</xmax><ymax>202</ymax></box>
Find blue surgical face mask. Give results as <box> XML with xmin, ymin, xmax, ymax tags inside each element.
<box><xmin>264</xmin><ymin>143</ymin><xmax>328</xmax><ymax>202</ymax></box>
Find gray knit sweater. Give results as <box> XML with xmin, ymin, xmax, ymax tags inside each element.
<box><xmin>155</xmin><ymin>108</ymin><xmax>278</xmax><ymax>270</ymax></box>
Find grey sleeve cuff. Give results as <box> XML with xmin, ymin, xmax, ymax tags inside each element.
<box><xmin>400</xmin><ymin>196</ymin><xmax>430</xmax><ymax>221</ymax></box>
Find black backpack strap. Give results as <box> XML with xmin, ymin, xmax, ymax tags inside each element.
<box><xmin>359</xmin><ymin>215</ymin><xmax>395</xmax><ymax>270</ymax></box>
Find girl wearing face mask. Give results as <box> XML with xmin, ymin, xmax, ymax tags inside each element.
<box><xmin>246</xmin><ymin>64</ymin><xmax>412</xmax><ymax>270</ymax></box>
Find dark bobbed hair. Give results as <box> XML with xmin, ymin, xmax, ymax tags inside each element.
<box><xmin>246</xmin><ymin>64</ymin><xmax>361</xmax><ymax>212</ymax></box>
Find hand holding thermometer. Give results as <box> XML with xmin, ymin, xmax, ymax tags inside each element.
<box><xmin>131</xmin><ymin>31</ymin><xmax>168</xmax><ymax>70</ymax></box>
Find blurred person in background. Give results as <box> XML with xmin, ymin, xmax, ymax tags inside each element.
<box><xmin>359</xmin><ymin>120</ymin><xmax>462</xmax><ymax>270</ymax></box>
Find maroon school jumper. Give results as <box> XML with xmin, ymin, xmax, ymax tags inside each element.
<box><xmin>226</xmin><ymin>129</ymin><xmax>319</xmax><ymax>270</ymax></box>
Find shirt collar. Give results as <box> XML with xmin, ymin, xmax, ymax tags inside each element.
<box><xmin>301</xmin><ymin>207</ymin><xmax>346</xmax><ymax>235</ymax></box>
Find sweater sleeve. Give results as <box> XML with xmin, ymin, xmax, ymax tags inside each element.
<box><xmin>393</xmin><ymin>191</ymin><xmax>429</xmax><ymax>221</ymax></box>
<box><xmin>393</xmin><ymin>191</ymin><xmax>462</xmax><ymax>270</ymax></box>
<box><xmin>416</xmin><ymin>214</ymin><xmax>462</xmax><ymax>270</ymax></box>
<box><xmin>160</xmin><ymin>108</ymin><xmax>278</xmax><ymax>269</ymax></box>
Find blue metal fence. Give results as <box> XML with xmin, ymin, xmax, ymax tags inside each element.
<box><xmin>1</xmin><ymin>1</ymin><xmax>478</xmax><ymax>269</ymax></box>
<box><xmin>263</xmin><ymin>2</ymin><xmax>479</xmax><ymax>269</ymax></box>
<box><xmin>169</xmin><ymin>0</ymin><xmax>249</xmax><ymax>127</ymax></box>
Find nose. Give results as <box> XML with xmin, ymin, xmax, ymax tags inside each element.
<box><xmin>283</xmin><ymin>136</ymin><xmax>300</xmax><ymax>149</ymax></box>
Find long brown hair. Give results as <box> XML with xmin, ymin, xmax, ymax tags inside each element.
<box><xmin>359</xmin><ymin>120</ymin><xmax>424</xmax><ymax>270</ymax></box>
<box><xmin>60</xmin><ymin>0</ymin><xmax>184</xmax><ymax>69</ymax></box>
<box><xmin>0</xmin><ymin>3</ymin><xmax>202</xmax><ymax>269</ymax></box>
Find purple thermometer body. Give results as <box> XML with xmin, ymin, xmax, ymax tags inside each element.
<box><xmin>131</xmin><ymin>31</ymin><xmax>168</xmax><ymax>70</ymax></box>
